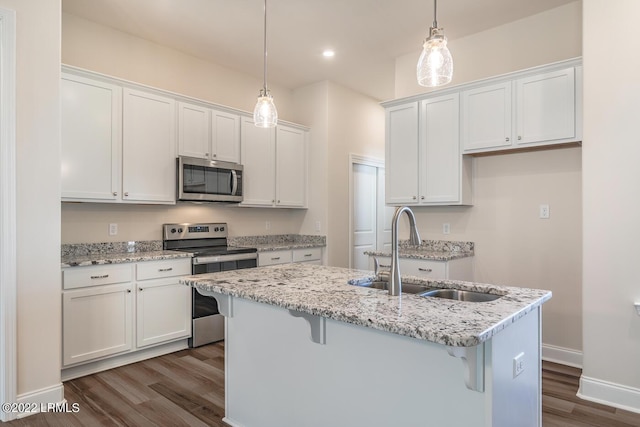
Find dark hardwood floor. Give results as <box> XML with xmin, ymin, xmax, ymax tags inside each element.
<box><xmin>5</xmin><ymin>345</ymin><xmax>640</xmax><ymax>426</ymax></box>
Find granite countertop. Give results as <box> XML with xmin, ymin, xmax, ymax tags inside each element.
<box><xmin>61</xmin><ymin>240</ymin><xmax>192</xmax><ymax>268</ymax></box>
<box><xmin>183</xmin><ymin>263</ymin><xmax>551</xmax><ymax>347</ymax></box>
<box><xmin>365</xmin><ymin>239</ymin><xmax>475</xmax><ymax>261</ymax></box>
<box><xmin>228</xmin><ymin>234</ymin><xmax>326</xmax><ymax>252</ymax></box>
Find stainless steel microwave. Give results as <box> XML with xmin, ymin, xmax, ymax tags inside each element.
<box><xmin>177</xmin><ymin>156</ymin><xmax>243</xmax><ymax>203</ymax></box>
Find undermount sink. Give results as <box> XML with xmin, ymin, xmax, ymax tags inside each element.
<box><xmin>419</xmin><ymin>288</ymin><xmax>501</xmax><ymax>302</ymax></box>
<box><xmin>351</xmin><ymin>280</ymin><xmax>438</xmax><ymax>295</ymax></box>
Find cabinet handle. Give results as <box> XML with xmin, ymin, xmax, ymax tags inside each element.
<box><xmin>271</xmin><ymin>257</ymin><xmax>281</xmax><ymax>261</ymax></box>
<box><xmin>124</xmin><ymin>192</ymin><xmax>129</xmax><ymax>197</ymax></box>
<box><xmin>518</xmin><ymin>136</ymin><xmax>522</xmax><ymax>141</ymax></box>
<box><xmin>158</xmin><ymin>267</ymin><xmax>173</xmax><ymax>272</ymax></box>
<box><xmin>418</xmin><ymin>268</ymin><xmax>433</xmax><ymax>273</ymax></box>
<box><xmin>379</xmin><ymin>264</ymin><xmax>391</xmax><ymax>268</ymax></box>
<box><xmin>304</xmin><ymin>254</ymin><xmax>313</xmax><ymax>257</ymax></box>
<box><xmin>505</xmin><ymin>137</ymin><xmax>510</xmax><ymax>142</ymax></box>
<box><xmin>113</xmin><ymin>191</ymin><xmax>118</xmax><ymax>196</ymax></box>
<box><xmin>90</xmin><ymin>274</ymin><xmax>109</xmax><ymax>279</ymax></box>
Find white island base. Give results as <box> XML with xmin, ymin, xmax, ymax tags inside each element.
<box><xmin>204</xmin><ymin>293</ymin><xmax>542</xmax><ymax>427</ymax></box>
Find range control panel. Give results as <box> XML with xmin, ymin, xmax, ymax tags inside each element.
<box><xmin>163</xmin><ymin>222</ymin><xmax>228</xmax><ymax>240</ymax></box>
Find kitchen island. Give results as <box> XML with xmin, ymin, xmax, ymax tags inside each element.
<box><xmin>183</xmin><ymin>264</ymin><xmax>551</xmax><ymax>427</ymax></box>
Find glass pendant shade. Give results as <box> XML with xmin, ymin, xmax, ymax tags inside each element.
<box><xmin>417</xmin><ymin>32</ymin><xmax>453</xmax><ymax>87</ymax></box>
<box><xmin>253</xmin><ymin>89</ymin><xmax>278</xmax><ymax>128</ymax></box>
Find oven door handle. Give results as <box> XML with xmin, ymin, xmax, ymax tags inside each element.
<box><xmin>231</xmin><ymin>170</ymin><xmax>238</xmax><ymax>196</ymax></box>
<box><xmin>193</xmin><ymin>252</ymin><xmax>257</xmax><ymax>265</ymax></box>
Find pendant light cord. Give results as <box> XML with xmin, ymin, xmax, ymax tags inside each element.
<box><xmin>263</xmin><ymin>0</ymin><xmax>268</xmax><ymax>92</ymax></box>
<box><xmin>432</xmin><ymin>0</ymin><xmax>438</xmax><ymax>28</ymax></box>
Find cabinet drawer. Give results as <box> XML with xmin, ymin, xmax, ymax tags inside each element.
<box><xmin>401</xmin><ymin>259</ymin><xmax>447</xmax><ymax>280</ymax></box>
<box><xmin>136</xmin><ymin>258</ymin><xmax>191</xmax><ymax>281</ymax></box>
<box><xmin>63</xmin><ymin>264</ymin><xmax>133</xmax><ymax>290</ymax></box>
<box><xmin>259</xmin><ymin>250</ymin><xmax>292</xmax><ymax>266</ymax></box>
<box><xmin>292</xmin><ymin>247</ymin><xmax>322</xmax><ymax>263</ymax></box>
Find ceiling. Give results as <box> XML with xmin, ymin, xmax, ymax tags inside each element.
<box><xmin>61</xmin><ymin>0</ymin><xmax>576</xmax><ymax>101</ymax></box>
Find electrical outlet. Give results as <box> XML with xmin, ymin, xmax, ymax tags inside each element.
<box><xmin>513</xmin><ymin>352</ymin><xmax>525</xmax><ymax>378</ymax></box>
<box><xmin>265</xmin><ymin>221</ymin><xmax>271</xmax><ymax>230</ymax></box>
<box><xmin>315</xmin><ymin>221</ymin><xmax>321</xmax><ymax>232</ymax></box>
<box><xmin>539</xmin><ymin>204</ymin><xmax>550</xmax><ymax>219</ymax></box>
<box><xmin>109</xmin><ymin>223</ymin><xmax>118</xmax><ymax>236</ymax></box>
<box><xmin>442</xmin><ymin>223</ymin><xmax>450</xmax><ymax>235</ymax></box>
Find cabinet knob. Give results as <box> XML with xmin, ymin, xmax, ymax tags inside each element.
<box><xmin>127</xmin><ymin>289</ymin><xmax>131</xmax><ymax>293</ymax></box>
<box><xmin>205</xmin><ymin>153</ymin><xmax>209</xmax><ymax>158</ymax></box>
<box><xmin>213</xmin><ymin>153</ymin><xmax>217</xmax><ymax>158</ymax></box>
<box><xmin>277</xmin><ymin>200</ymin><xmax>280</xmax><ymax>203</ymax></box>
<box><xmin>412</xmin><ymin>196</ymin><xmax>417</xmax><ymax>200</ymax></box>
<box><xmin>113</xmin><ymin>191</ymin><xmax>117</xmax><ymax>196</ymax></box>
<box><xmin>421</xmin><ymin>196</ymin><xmax>425</xmax><ymax>200</ymax></box>
<box><xmin>124</xmin><ymin>192</ymin><xmax>129</xmax><ymax>197</ymax></box>
<box><xmin>518</xmin><ymin>136</ymin><xmax>522</xmax><ymax>140</ymax></box>
<box><xmin>272</xmin><ymin>200</ymin><xmax>275</xmax><ymax>203</ymax></box>
<box><xmin>505</xmin><ymin>137</ymin><xmax>510</xmax><ymax>142</ymax></box>
<box><xmin>139</xmin><ymin>287</ymin><xmax>143</xmax><ymax>292</ymax></box>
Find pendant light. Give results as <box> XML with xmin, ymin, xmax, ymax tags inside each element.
<box><xmin>253</xmin><ymin>0</ymin><xmax>278</xmax><ymax>128</ymax></box>
<box><xmin>416</xmin><ymin>0</ymin><xmax>453</xmax><ymax>87</ymax></box>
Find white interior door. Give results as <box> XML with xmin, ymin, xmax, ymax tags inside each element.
<box><xmin>350</xmin><ymin>157</ymin><xmax>389</xmax><ymax>270</ymax></box>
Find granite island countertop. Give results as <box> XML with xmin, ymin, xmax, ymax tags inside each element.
<box><xmin>365</xmin><ymin>239</ymin><xmax>474</xmax><ymax>261</ymax></box>
<box><xmin>61</xmin><ymin>240</ymin><xmax>192</xmax><ymax>268</ymax></box>
<box><xmin>182</xmin><ymin>263</ymin><xmax>551</xmax><ymax>347</ymax></box>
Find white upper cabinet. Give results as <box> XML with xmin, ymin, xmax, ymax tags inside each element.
<box><xmin>462</xmin><ymin>65</ymin><xmax>581</xmax><ymax>154</ymax></box>
<box><xmin>240</xmin><ymin>117</ymin><xmax>276</xmax><ymax>206</ymax></box>
<box><xmin>420</xmin><ymin>94</ymin><xmax>470</xmax><ymax>205</ymax></box>
<box><xmin>385</xmin><ymin>103</ymin><xmax>420</xmax><ymax>205</ymax></box>
<box><xmin>385</xmin><ymin>95</ymin><xmax>471</xmax><ymax>206</ymax></box>
<box><xmin>178</xmin><ymin>101</ymin><xmax>241</xmax><ymax>163</ymax></box>
<box><xmin>61</xmin><ymin>73</ymin><xmax>121</xmax><ymax>201</ymax></box>
<box><xmin>240</xmin><ymin>118</ymin><xmax>308</xmax><ymax>208</ymax></box>
<box><xmin>122</xmin><ymin>88</ymin><xmax>176</xmax><ymax>204</ymax></box>
<box><xmin>515</xmin><ymin>67</ymin><xmax>576</xmax><ymax>146</ymax></box>
<box><xmin>461</xmin><ymin>81</ymin><xmax>512</xmax><ymax>152</ymax></box>
<box><xmin>275</xmin><ymin>126</ymin><xmax>307</xmax><ymax>208</ymax></box>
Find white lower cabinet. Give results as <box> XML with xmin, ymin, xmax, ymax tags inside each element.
<box><xmin>63</xmin><ymin>281</ymin><xmax>133</xmax><ymax>366</ymax></box>
<box><xmin>258</xmin><ymin>247</ymin><xmax>323</xmax><ymax>267</ymax></box>
<box><xmin>368</xmin><ymin>256</ymin><xmax>474</xmax><ymax>282</ymax></box>
<box><xmin>62</xmin><ymin>258</ymin><xmax>191</xmax><ymax>371</ymax></box>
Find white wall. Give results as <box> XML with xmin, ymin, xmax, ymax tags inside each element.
<box><xmin>393</xmin><ymin>2</ymin><xmax>583</xmax><ymax>358</ymax></box>
<box><xmin>580</xmin><ymin>0</ymin><xmax>640</xmax><ymax>411</ymax></box>
<box><xmin>0</xmin><ymin>0</ymin><xmax>63</xmax><ymax>404</ymax></box>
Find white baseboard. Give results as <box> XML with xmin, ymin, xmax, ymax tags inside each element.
<box><xmin>61</xmin><ymin>339</ymin><xmax>188</xmax><ymax>381</ymax></box>
<box><xmin>578</xmin><ymin>375</ymin><xmax>640</xmax><ymax>414</ymax></box>
<box><xmin>542</xmin><ymin>343</ymin><xmax>583</xmax><ymax>368</ymax></box>
<box><xmin>15</xmin><ymin>383</ymin><xmax>65</xmax><ymax>419</ymax></box>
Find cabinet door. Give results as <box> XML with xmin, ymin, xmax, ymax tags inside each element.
<box><xmin>515</xmin><ymin>67</ymin><xmax>575</xmax><ymax>145</ymax></box>
<box><xmin>240</xmin><ymin>117</ymin><xmax>276</xmax><ymax>206</ymax></box>
<box><xmin>122</xmin><ymin>88</ymin><xmax>176</xmax><ymax>204</ymax></box>
<box><xmin>461</xmin><ymin>82</ymin><xmax>512</xmax><ymax>152</ymax></box>
<box><xmin>63</xmin><ymin>283</ymin><xmax>133</xmax><ymax>366</ymax></box>
<box><xmin>136</xmin><ymin>277</ymin><xmax>191</xmax><ymax>348</ymax></box>
<box><xmin>420</xmin><ymin>94</ymin><xmax>461</xmax><ymax>204</ymax></box>
<box><xmin>212</xmin><ymin>110</ymin><xmax>241</xmax><ymax>163</ymax></box>
<box><xmin>61</xmin><ymin>73</ymin><xmax>121</xmax><ymax>201</ymax></box>
<box><xmin>275</xmin><ymin>126</ymin><xmax>307</xmax><ymax>207</ymax></box>
<box><xmin>385</xmin><ymin>103</ymin><xmax>420</xmax><ymax>205</ymax></box>
<box><xmin>178</xmin><ymin>102</ymin><xmax>210</xmax><ymax>159</ymax></box>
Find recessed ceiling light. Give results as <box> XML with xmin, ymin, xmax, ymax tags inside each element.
<box><xmin>322</xmin><ymin>50</ymin><xmax>335</xmax><ymax>58</ymax></box>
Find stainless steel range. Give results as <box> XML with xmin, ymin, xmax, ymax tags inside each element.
<box><xmin>163</xmin><ymin>222</ymin><xmax>257</xmax><ymax>347</ymax></box>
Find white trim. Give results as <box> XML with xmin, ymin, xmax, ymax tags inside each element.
<box><xmin>348</xmin><ymin>154</ymin><xmax>384</xmax><ymax>269</ymax></box>
<box><xmin>542</xmin><ymin>343</ymin><xmax>583</xmax><ymax>368</ymax></box>
<box><xmin>578</xmin><ymin>375</ymin><xmax>640</xmax><ymax>415</ymax></box>
<box><xmin>0</xmin><ymin>6</ymin><xmax>17</xmax><ymax>423</ymax></box>
<box><xmin>14</xmin><ymin>384</ymin><xmax>65</xmax><ymax>419</ymax></box>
